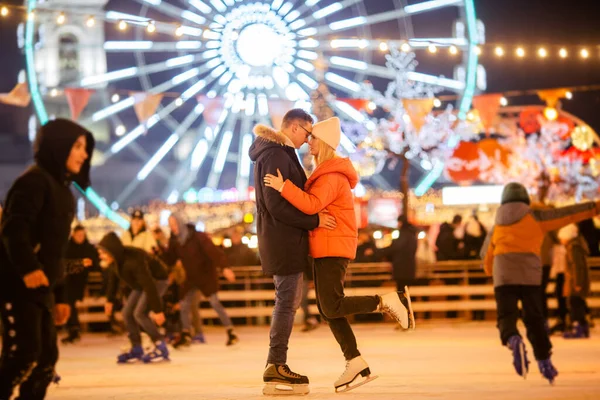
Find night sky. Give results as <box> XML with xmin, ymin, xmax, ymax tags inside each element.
<box><xmin>1</xmin><ymin>0</ymin><xmax>599</xmax><ymax>136</ymax></box>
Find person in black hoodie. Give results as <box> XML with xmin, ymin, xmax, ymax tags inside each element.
<box><xmin>248</xmin><ymin>109</ymin><xmax>336</xmax><ymax>395</ymax></box>
<box><xmin>0</xmin><ymin>118</ymin><xmax>94</xmax><ymax>400</ymax></box>
<box><xmin>98</xmin><ymin>232</ymin><xmax>170</xmax><ymax>364</ymax></box>
<box><xmin>61</xmin><ymin>224</ymin><xmax>100</xmax><ymax>344</ymax></box>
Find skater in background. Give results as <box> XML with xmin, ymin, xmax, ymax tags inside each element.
<box><xmin>463</xmin><ymin>212</ymin><xmax>487</xmax><ymax>260</ymax></box>
<box><xmin>264</xmin><ymin>116</ymin><xmax>413</xmax><ymax>393</ymax></box>
<box><xmin>121</xmin><ymin>209</ymin><xmax>157</xmax><ymax>253</ymax></box>
<box><xmin>0</xmin><ymin>119</ymin><xmax>94</xmax><ymax>399</ymax></box>
<box><xmin>225</xmin><ymin>228</ymin><xmax>260</xmax><ymax>266</ymax></box>
<box><xmin>249</xmin><ymin>109</ymin><xmax>337</xmax><ymax>396</ymax></box>
<box><xmin>167</xmin><ymin>212</ymin><xmax>239</xmax><ymax>347</ymax></box>
<box><xmin>98</xmin><ymin>232</ymin><xmax>170</xmax><ymax>364</ymax></box>
<box><xmin>481</xmin><ymin>182</ymin><xmax>600</xmax><ymax>384</ymax></box>
<box><xmin>435</xmin><ymin>215</ymin><xmax>464</xmax><ymax>260</ymax></box>
<box><xmin>62</xmin><ymin>224</ymin><xmax>100</xmax><ymax>344</ymax></box>
<box><xmin>558</xmin><ymin>224</ymin><xmax>592</xmax><ymax>339</ymax></box>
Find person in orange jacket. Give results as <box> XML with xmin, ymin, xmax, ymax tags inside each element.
<box><xmin>264</xmin><ymin>117</ymin><xmax>414</xmax><ymax>393</ymax></box>
<box><xmin>481</xmin><ymin>182</ymin><xmax>600</xmax><ymax>384</ymax></box>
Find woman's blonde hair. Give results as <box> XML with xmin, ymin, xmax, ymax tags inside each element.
<box><xmin>313</xmin><ymin>136</ymin><xmax>337</xmax><ymax>166</ymax></box>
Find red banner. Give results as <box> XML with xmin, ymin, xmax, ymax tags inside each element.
<box><xmin>64</xmin><ymin>88</ymin><xmax>93</xmax><ymax>121</ymax></box>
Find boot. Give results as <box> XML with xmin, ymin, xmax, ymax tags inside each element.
<box><xmin>263</xmin><ymin>364</ymin><xmax>309</xmax><ymax>395</ymax></box>
<box><xmin>377</xmin><ymin>290</ymin><xmax>414</xmax><ymax>330</ymax></box>
<box><xmin>192</xmin><ymin>332</ymin><xmax>206</xmax><ymax>344</ymax></box>
<box><xmin>563</xmin><ymin>322</ymin><xmax>590</xmax><ymax>339</ymax></box>
<box><xmin>226</xmin><ymin>328</ymin><xmax>239</xmax><ymax>346</ymax></box>
<box><xmin>301</xmin><ymin>317</ymin><xmax>319</xmax><ymax>332</ymax></box>
<box><xmin>142</xmin><ymin>341</ymin><xmax>170</xmax><ymax>363</ymax></box>
<box><xmin>334</xmin><ymin>356</ymin><xmax>378</xmax><ymax>393</ymax></box>
<box><xmin>173</xmin><ymin>331</ymin><xmax>192</xmax><ymax>348</ymax></box>
<box><xmin>537</xmin><ymin>358</ymin><xmax>558</xmax><ymax>384</ymax></box>
<box><xmin>117</xmin><ymin>345</ymin><xmax>144</xmax><ymax>364</ymax></box>
<box><xmin>507</xmin><ymin>335</ymin><xmax>530</xmax><ymax>378</ymax></box>
<box><xmin>61</xmin><ymin>328</ymin><xmax>81</xmax><ymax>344</ymax></box>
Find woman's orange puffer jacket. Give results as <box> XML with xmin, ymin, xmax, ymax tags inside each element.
<box><xmin>280</xmin><ymin>157</ymin><xmax>359</xmax><ymax>260</ymax></box>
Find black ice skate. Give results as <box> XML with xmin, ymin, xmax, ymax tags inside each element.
<box><xmin>334</xmin><ymin>356</ymin><xmax>378</xmax><ymax>393</ymax></box>
<box><xmin>172</xmin><ymin>331</ymin><xmax>192</xmax><ymax>349</ymax></box>
<box><xmin>61</xmin><ymin>329</ymin><xmax>81</xmax><ymax>344</ymax></box>
<box><xmin>263</xmin><ymin>364</ymin><xmax>310</xmax><ymax>396</ymax></box>
<box><xmin>226</xmin><ymin>328</ymin><xmax>239</xmax><ymax>346</ymax></box>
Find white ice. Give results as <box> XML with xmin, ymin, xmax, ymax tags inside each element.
<box><xmin>46</xmin><ymin>322</ymin><xmax>600</xmax><ymax>400</ymax></box>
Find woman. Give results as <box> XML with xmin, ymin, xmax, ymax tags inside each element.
<box><xmin>0</xmin><ymin>118</ymin><xmax>94</xmax><ymax>399</ymax></box>
<box><xmin>264</xmin><ymin>117</ymin><xmax>414</xmax><ymax>393</ymax></box>
<box><xmin>62</xmin><ymin>224</ymin><xmax>100</xmax><ymax>344</ymax></box>
<box><xmin>167</xmin><ymin>212</ymin><xmax>238</xmax><ymax>347</ymax></box>
<box><xmin>121</xmin><ymin>209</ymin><xmax>157</xmax><ymax>253</ymax></box>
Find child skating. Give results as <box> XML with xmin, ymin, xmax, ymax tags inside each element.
<box><xmin>481</xmin><ymin>182</ymin><xmax>600</xmax><ymax>384</ymax></box>
<box><xmin>98</xmin><ymin>232</ymin><xmax>170</xmax><ymax>364</ymax></box>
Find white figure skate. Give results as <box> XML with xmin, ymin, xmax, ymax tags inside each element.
<box><xmin>378</xmin><ymin>289</ymin><xmax>414</xmax><ymax>330</ymax></box>
<box><xmin>263</xmin><ymin>364</ymin><xmax>310</xmax><ymax>396</ymax></box>
<box><xmin>334</xmin><ymin>356</ymin><xmax>378</xmax><ymax>393</ymax></box>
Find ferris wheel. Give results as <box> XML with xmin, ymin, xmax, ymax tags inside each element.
<box><xmin>24</xmin><ymin>0</ymin><xmax>483</xmax><ymax>216</ymax></box>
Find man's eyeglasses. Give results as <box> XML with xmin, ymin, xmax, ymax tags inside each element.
<box><xmin>297</xmin><ymin>123</ymin><xmax>312</xmax><ymax>137</ymax></box>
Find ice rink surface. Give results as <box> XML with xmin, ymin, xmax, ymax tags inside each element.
<box><xmin>45</xmin><ymin>322</ymin><xmax>599</xmax><ymax>400</ymax></box>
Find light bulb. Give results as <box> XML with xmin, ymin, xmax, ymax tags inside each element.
<box><xmin>565</xmin><ymin>91</ymin><xmax>573</xmax><ymax>100</ymax></box>
<box><xmin>86</xmin><ymin>16</ymin><xmax>96</xmax><ymax>27</ymax></box>
<box><xmin>379</xmin><ymin>42</ymin><xmax>388</xmax><ymax>52</ymax></box>
<box><xmin>428</xmin><ymin>44</ymin><xmax>437</xmax><ymax>54</ymax></box>
<box><xmin>175</xmin><ymin>25</ymin><xmax>184</xmax><ymax>37</ymax></box>
<box><xmin>494</xmin><ymin>46</ymin><xmax>504</xmax><ymax>57</ymax></box>
<box><xmin>400</xmin><ymin>42</ymin><xmax>411</xmax><ymax>52</ymax></box>
<box><xmin>1</xmin><ymin>6</ymin><xmax>9</xmax><ymax>17</ymax></box>
<box><xmin>581</xmin><ymin>48</ymin><xmax>589</xmax><ymax>59</ymax></box>
<box><xmin>118</xmin><ymin>20</ymin><xmax>128</xmax><ymax>31</ymax></box>
<box><xmin>559</xmin><ymin>48</ymin><xmax>568</xmax><ymax>58</ymax></box>
<box><xmin>433</xmin><ymin>98</ymin><xmax>442</xmax><ymax>108</ymax></box>
<box><xmin>500</xmin><ymin>97</ymin><xmax>508</xmax><ymax>106</ymax></box>
<box><xmin>538</xmin><ymin>48</ymin><xmax>547</xmax><ymax>58</ymax></box>
<box><xmin>449</xmin><ymin>45</ymin><xmax>458</xmax><ymax>55</ymax></box>
<box><xmin>516</xmin><ymin>47</ymin><xmax>525</xmax><ymax>58</ymax></box>
<box><xmin>56</xmin><ymin>12</ymin><xmax>66</xmax><ymax>25</ymax></box>
<box><xmin>146</xmin><ymin>22</ymin><xmax>156</xmax><ymax>33</ymax></box>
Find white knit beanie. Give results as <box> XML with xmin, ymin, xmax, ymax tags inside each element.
<box><xmin>312</xmin><ymin>117</ymin><xmax>341</xmax><ymax>150</ymax></box>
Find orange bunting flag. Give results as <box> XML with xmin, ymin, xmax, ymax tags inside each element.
<box><xmin>64</xmin><ymin>88</ymin><xmax>93</xmax><ymax>121</ymax></box>
<box><xmin>0</xmin><ymin>82</ymin><xmax>31</xmax><ymax>107</ymax></box>
<box><xmin>269</xmin><ymin>98</ymin><xmax>295</xmax><ymax>130</ymax></box>
<box><xmin>338</xmin><ymin>98</ymin><xmax>370</xmax><ymax>111</ymax></box>
<box><xmin>402</xmin><ymin>98</ymin><xmax>434</xmax><ymax>132</ymax></box>
<box><xmin>197</xmin><ymin>95</ymin><xmax>225</xmax><ymax>127</ymax></box>
<box><xmin>132</xmin><ymin>92</ymin><xmax>164</xmax><ymax>124</ymax></box>
<box><xmin>472</xmin><ymin>93</ymin><xmax>503</xmax><ymax>134</ymax></box>
<box><xmin>537</xmin><ymin>88</ymin><xmax>569</xmax><ymax>109</ymax></box>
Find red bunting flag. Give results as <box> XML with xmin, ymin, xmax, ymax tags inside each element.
<box><xmin>64</xmin><ymin>88</ymin><xmax>93</xmax><ymax>120</ymax></box>
<box><xmin>0</xmin><ymin>82</ymin><xmax>31</xmax><ymax>107</ymax></box>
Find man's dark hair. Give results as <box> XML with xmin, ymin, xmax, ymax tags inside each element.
<box><xmin>73</xmin><ymin>224</ymin><xmax>85</xmax><ymax>232</ymax></box>
<box><xmin>452</xmin><ymin>215</ymin><xmax>463</xmax><ymax>225</ymax></box>
<box><xmin>281</xmin><ymin>108</ymin><xmax>313</xmax><ymax>129</ymax></box>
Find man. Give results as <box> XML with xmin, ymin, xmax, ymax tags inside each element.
<box><xmin>0</xmin><ymin>118</ymin><xmax>94</xmax><ymax>399</ymax></box>
<box><xmin>249</xmin><ymin>109</ymin><xmax>337</xmax><ymax>396</ymax></box>
<box><xmin>62</xmin><ymin>224</ymin><xmax>100</xmax><ymax>344</ymax></box>
<box><xmin>435</xmin><ymin>214</ymin><xmax>464</xmax><ymax>261</ymax></box>
<box><xmin>98</xmin><ymin>232</ymin><xmax>170</xmax><ymax>364</ymax></box>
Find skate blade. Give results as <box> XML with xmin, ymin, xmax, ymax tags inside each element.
<box><xmin>263</xmin><ymin>382</ymin><xmax>309</xmax><ymax>396</ymax></box>
<box><xmin>404</xmin><ymin>286</ymin><xmax>416</xmax><ymax>330</ymax></box>
<box><xmin>335</xmin><ymin>375</ymin><xmax>379</xmax><ymax>393</ymax></box>
<box><xmin>518</xmin><ymin>341</ymin><xmax>528</xmax><ymax>380</ymax></box>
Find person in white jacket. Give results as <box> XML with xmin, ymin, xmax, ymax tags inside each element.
<box><xmin>121</xmin><ymin>210</ymin><xmax>157</xmax><ymax>254</ymax></box>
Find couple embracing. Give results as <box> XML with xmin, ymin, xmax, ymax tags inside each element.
<box><xmin>249</xmin><ymin>109</ymin><xmax>415</xmax><ymax>395</ymax></box>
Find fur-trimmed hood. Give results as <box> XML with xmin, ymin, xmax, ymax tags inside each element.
<box><xmin>249</xmin><ymin>124</ymin><xmax>294</xmax><ymax>162</ymax></box>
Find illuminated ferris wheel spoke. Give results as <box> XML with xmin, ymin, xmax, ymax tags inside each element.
<box><xmin>297</xmin><ymin>0</ymin><xmax>363</xmax><ymax>30</ymax></box>
<box><xmin>327</xmin><ymin>38</ymin><xmax>468</xmax><ymax>51</ymax></box>
<box><xmin>133</xmin><ymin>0</ymin><xmax>208</xmax><ymax>25</ymax></box>
<box><xmin>114</xmin><ymin>106</ymin><xmax>206</xmax><ymax>204</ymax></box>
<box><xmin>322</xmin><ymin>55</ymin><xmax>466</xmax><ymax>92</ymax></box>
<box><xmin>79</xmin><ymin>54</ymin><xmax>204</xmax><ymax>88</ymax></box>
<box><xmin>307</xmin><ymin>1</ymin><xmax>463</xmax><ymax>37</ymax></box>
<box><xmin>235</xmin><ymin>110</ymin><xmax>255</xmax><ymax>193</ymax></box>
<box><xmin>104</xmin><ymin>41</ymin><xmax>204</xmax><ymax>52</ymax></box>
